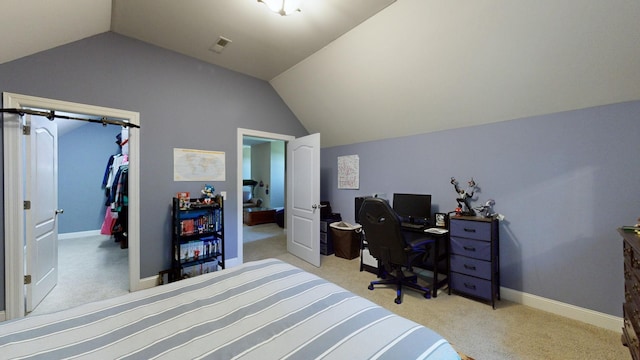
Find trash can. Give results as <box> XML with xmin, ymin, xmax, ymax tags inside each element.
<box><xmin>329</xmin><ymin>221</ymin><xmax>362</xmax><ymax>259</ymax></box>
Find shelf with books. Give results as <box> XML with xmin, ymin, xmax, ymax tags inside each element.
<box><xmin>171</xmin><ymin>196</ymin><xmax>224</xmax><ymax>282</ymax></box>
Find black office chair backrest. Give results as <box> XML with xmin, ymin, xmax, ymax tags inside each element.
<box><xmin>358</xmin><ymin>198</ymin><xmax>408</xmax><ymax>267</ymax></box>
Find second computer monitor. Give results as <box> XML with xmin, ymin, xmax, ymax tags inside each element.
<box><xmin>392</xmin><ymin>193</ymin><xmax>432</xmax><ymax>225</ymax></box>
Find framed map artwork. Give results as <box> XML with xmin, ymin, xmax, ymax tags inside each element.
<box><xmin>173</xmin><ymin>148</ymin><xmax>225</xmax><ymax>181</ymax></box>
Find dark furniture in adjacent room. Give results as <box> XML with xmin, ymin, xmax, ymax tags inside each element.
<box><xmin>448</xmin><ymin>215</ymin><xmax>500</xmax><ymax>308</ymax></box>
<box><xmin>621</xmin><ymin>227</ymin><xmax>640</xmax><ymax>359</ymax></box>
<box><xmin>275</xmin><ymin>208</ymin><xmax>284</xmax><ymax>228</ymax></box>
<box><xmin>358</xmin><ymin>197</ymin><xmax>432</xmax><ymax>304</ymax></box>
<box><xmin>243</xmin><ymin>207</ymin><xmax>276</xmax><ymax>226</ymax></box>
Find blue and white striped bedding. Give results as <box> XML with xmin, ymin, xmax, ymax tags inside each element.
<box><xmin>0</xmin><ymin>259</ymin><xmax>460</xmax><ymax>359</ymax></box>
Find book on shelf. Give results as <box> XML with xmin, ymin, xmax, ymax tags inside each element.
<box><xmin>181</xmin><ymin>219</ymin><xmax>195</xmax><ymax>235</ymax></box>
<box><xmin>180</xmin><ymin>236</ymin><xmax>220</xmax><ymax>263</ymax></box>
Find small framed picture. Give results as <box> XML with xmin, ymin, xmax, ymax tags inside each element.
<box><xmin>434</xmin><ymin>213</ymin><xmax>447</xmax><ymax>228</ymax></box>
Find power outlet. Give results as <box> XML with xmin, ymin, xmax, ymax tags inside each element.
<box><xmin>220</xmin><ymin>191</ymin><xmax>227</xmax><ymax>200</ymax></box>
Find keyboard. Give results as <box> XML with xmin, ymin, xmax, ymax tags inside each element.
<box><xmin>401</xmin><ymin>222</ymin><xmax>424</xmax><ymax>230</ymax></box>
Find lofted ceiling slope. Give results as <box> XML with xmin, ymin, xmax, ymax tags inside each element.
<box><xmin>0</xmin><ymin>0</ymin><xmax>112</xmax><ymax>65</ymax></box>
<box><xmin>272</xmin><ymin>0</ymin><xmax>640</xmax><ymax>147</ymax></box>
<box><xmin>1</xmin><ymin>1</ymin><xmax>639</xmax><ymax>148</ymax></box>
<box><xmin>110</xmin><ymin>0</ymin><xmax>396</xmax><ymax>81</ymax></box>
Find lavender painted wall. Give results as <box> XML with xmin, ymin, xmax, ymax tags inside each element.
<box><xmin>58</xmin><ymin>123</ymin><xmax>122</xmax><ymax>234</ymax></box>
<box><xmin>0</xmin><ymin>32</ymin><xmax>309</xmax><ymax>310</ymax></box>
<box><xmin>321</xmin><ymin>101</ymin><xmax>640</xmax><ymax>316</ymax></box>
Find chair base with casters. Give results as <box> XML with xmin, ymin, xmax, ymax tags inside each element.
<box><xmin>368</xmin><ymin>238</ymin><xmax>434</xmax><ymax>304</ymax></box>
<box><xmin>358</xmin><ymin>197</ymin><xmax>434</xmax><ymax>304</ymax></box>
<box><xmin>368</xmin><ymin>265</ymin><xmax>431</xmax><ymax>304</ymax></box>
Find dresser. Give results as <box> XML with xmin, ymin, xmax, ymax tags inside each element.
<box><xmin>622</xmin><ymin>228</ymin><xmax>640</xmax><ymax>359</ymax></box>
<box><xmin>448</xmin><ymin>216</ymin><xmax>500</xmax><ymax>308</ymax></box>
<box><xmin>320</xmin><ymin>213</ymin><xmax>341</xmax><ymax>255</ymax></box>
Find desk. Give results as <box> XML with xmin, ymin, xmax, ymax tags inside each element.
<box><xmin>243</xmin><ymin>207</ymin><xmax>276</xmax><ymax>226</ymax></box>
<box><xmin>402</xmin><ymin>226</ymin><xmax>449</xmax><ymax>297</ymax></box>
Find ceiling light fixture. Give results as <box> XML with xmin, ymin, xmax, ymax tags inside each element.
<box><xmin>257</xmin><ymin>0</ymin><xmax>302</xmax><ymax>16</ymax></box>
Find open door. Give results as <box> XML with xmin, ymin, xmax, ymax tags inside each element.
<box><xmin>286</xmin><ymin>133</ymin><xmax>321</xmax><ymax>267</ymax></box>
<box><xmin>25</xmin><ymin>114</ymin><xmax>59</xmax><ymax>312</ymax></box>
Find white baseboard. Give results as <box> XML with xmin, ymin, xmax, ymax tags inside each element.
<box><xmin>500</xmin><ymin>287</ymin><xmax>623</xmax><ymax>333</ymax></box>
<box><xmin>138</xmin><ymin>276</ymin><xmax>159</xmax><ymax>290</ymax></box>
<box><xmin>225</xmin><ymin>257</ymin><xmax>241</xmax><ymax>268</ymax></box>
<box><xmin>0</xmin><ymin>310</ymin><xmax>5</xmax><ymax>322</ymax></box>
<box><xmin>59</xmin><ymin>230</ymin><xmax>102</xmax><ymax>240</ymax></box>
<box><xmin>135</xmin><ymin>257</ymin><xmax>240</xmax><ymax>291</ymax></box>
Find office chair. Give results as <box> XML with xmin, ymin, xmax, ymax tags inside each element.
<box><xmin>358</xmin><ymin>198</ymin><xmax>432</xmax><ymax>304</ymax></box>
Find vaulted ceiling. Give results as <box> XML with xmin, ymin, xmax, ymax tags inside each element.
<box><xmin>2</xmin><ymin>0</ymin><xmax>639</xmax><ymax>147</ymax></box>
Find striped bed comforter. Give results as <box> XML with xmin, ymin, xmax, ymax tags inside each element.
<box><xmin>0</xmin><ymin>259</ymin><xmax>460</xmax><ymax>359</ymax></box>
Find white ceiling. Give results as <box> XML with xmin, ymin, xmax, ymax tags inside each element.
<box><xmin>2</xmin><ymin>0</ymin><xmax>639</xmax><ymax>147</ymax></box>
<box><xmin>111</xmin><ymin>0</ymin><xmax>396</xmax><ymax>81</ymax></box>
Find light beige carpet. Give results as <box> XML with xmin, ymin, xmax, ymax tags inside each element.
<box><xmin>244</xmin><ymin>229</ymin><xmax>630</xmax><ymax>360</ymax></box>
<box><xmin>243</xmin><ymin>222</ymin><xmax>285</xmax><ymax>244</ymax></box>
<box><xmin>28</xmin><ymin>234</ymin><xmax>129</xmax><ymax>317</ymax></box>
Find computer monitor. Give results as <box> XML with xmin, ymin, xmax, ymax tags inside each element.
<box><xmin>392</xmin><ymin>193</ymin><xmax>432</xmax><ymax>225</ymax></box>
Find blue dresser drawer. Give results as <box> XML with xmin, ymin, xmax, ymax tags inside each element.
<box><xmin>450</xmin><ymin>237</ymin><xmax>491</xmax><ymax>261</ymax></box>
<box><xmin>450</xmin><ymin>219</ymin><xmax>491</xmax><ymax>241</ymax></box>
<box><xmin>450</xmin><ymin>254</ymin><xmax>491</xmax><ymax>279</ymax></box>
<box><xmin>450</xmin><ymin>272</ymin><xmax>492</xmax><ymax>300</ymax></box>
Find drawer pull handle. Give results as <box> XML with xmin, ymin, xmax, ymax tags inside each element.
<box><xmin>463</xmin><ymin>246</ymin><xmax>476</xmax><ymax>251</ymax></box>
<box><xmin>464</xmin><ymin>283</ymin><xmax>476</xmax><ymax>290</ymax></box>
<box><xmin>464</xmin><ymin>264</ymin><xmax>476</xmax><ymax>270</ymax></box>
<box><xmin>463</xmin><ymin>228</ymin><xmax>476</xmax><ymax>233</ymax></box>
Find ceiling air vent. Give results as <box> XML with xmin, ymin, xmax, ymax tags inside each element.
<box><xmin>209</xmin><ymin>36</ymin><xmax>232</xmax><ymax>54</ymax></box>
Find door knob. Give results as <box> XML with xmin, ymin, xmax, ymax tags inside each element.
<box><xmin>311</xmin><ymin>204</ymin><xmax>327</xmax><ymax>210</ymax></box>
<box><xmin>55</xmin><ymin>209</ymin><xmax>64</xmax><ymax>215</ymax></box>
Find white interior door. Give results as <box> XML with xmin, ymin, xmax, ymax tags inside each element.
<box><xmin>25</xmin><ymin>114</ymin><xmax>59</xmax><ymax>312</ymax></box>
<box><xmin>286</xmin><ymin>133</ymin><xmax>321</xmax><ymax>267</ymax></box>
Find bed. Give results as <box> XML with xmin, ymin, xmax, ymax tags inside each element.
<box><xmin>0</xmin><ymin>259</ymin><xmax>460</xmax><ymax>359</ymax></box>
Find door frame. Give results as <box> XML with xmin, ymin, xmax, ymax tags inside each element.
<box><xmin>236</xmin><ymin>128</ymin><xmax>294</xmax><ymax>265</ymax></box>
<box><xmin>2</xmin><ymin>92</ymin><xmax>141</xmax><ymax>320</ymax></box>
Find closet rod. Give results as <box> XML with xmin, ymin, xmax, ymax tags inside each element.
<box><xmin>0</xmin><ymin>108</ymin><xmax>140</xmax><ymax>129</ymax></box>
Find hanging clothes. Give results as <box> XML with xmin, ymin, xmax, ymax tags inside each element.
<box><xmin>100</xmin><ymin>153</ymin><xmax>123</xmax><ymax>235</ymax></box>
<box><xmin>100</xmin><ymin>208</ymin><xmax>116</xmax><ymax>235</ymax></box>
<box><xmin>100</xmin><ymin>131</ymin><xmax>130</xmax><ymax>248</ymax></box>
<box><xmin>110</xmin><ymin>162</ymin><xmax>129</xmax><ymax>248</ymax></box>
<box><xmin>112</xmin><ymin>164</ymin><xmax>128</xmax><ymax>213</ymax></box>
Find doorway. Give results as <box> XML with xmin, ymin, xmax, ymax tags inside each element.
<box><xmin>2</xmin><ymin>92</ymin><xmax>141</xmax><ymax>320</ymax></box>
<box><xmin>241</xmin><ymin>136</ymin><xmax>286</xmax><ymax>260</ymax></box>
<box><xmin>28</xmin><ymin>117</ymin><xmax>130</xmax><ymax>315</ymax></box>
<box><xmin>236</xmin><ymin>129</ymin><xmax>294</xmax><ymax>265</ymax></box>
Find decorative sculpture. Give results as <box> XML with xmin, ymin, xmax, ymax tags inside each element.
<box><xmin>451</xmin><ymin>177</ymin><xmax>477</xmax><ymax>216</ymax></box>
<box><xmin>475</xmin><ymin>199</ymin><xmax>496</xmax><ymax>218</ymax></box>
<box><xmin>201</xmin><ymin>184</ymin><xmax>215</xmax><ymax>198</ymax></box>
